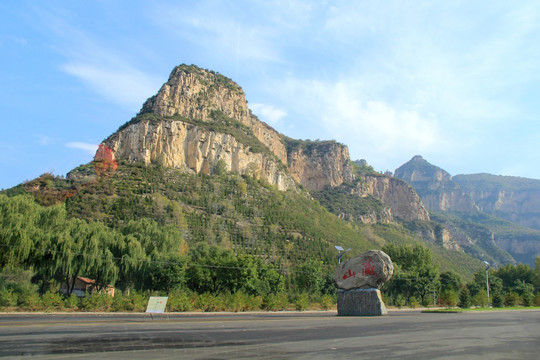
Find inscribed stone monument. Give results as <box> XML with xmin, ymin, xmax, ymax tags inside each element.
<box><xmin>333</xmin><ymin>250</ymin><xmax>393</xmax><ymax>316</ymax></box>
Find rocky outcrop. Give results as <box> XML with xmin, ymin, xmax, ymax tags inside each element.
<box><xmin>394</xmin><ymin>155</ymin><xmax>477</xmax><ymax>212</ymax></box>
<box><xmin>104</xmin><ymin>119</ymin><xmax>296</xmax><ymax>191</ymax></box>
<box><xmin>141</xmin><ymin>65</ymin><xmax>288</xmax><ymax>165</ymax></box>
<box><xmin>287</xmin><ymin>141</ymin><xmax>354</xmax><ymax>191</ymax></box>
<box><xmin>352</xmin><ymin>175</ymin><xmax>430</xmax><ymax>222</ymax></box>
<box><xmin>454</xmin><ymin>174</ymin><xmax>540</xmax><ymax>231</ymax></box>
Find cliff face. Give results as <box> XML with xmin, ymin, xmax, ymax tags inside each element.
<box><xmin>352</xmin><ymin>175</ymin><xmax>430</xmax><ymax>222</ymax></box>
<box><xmin>141</xmin><ymin>65</ymin><xmax>288</xmax><ymax>165</ymax></box>
<box><xmin>287</xmin><ymin>141</ymin><xmax>354</xmax><ymax>191</ymax></box>
<box><xmin>454</xmin><ymin>174</ymin><xmax>540</xmax><ymax>231</ymax></box>
<box><xmin>394</xmin><ymin>155</ymin><xmax>477</xmax><ymax>212</ymax></box>
<box><xmin>103</xmin><ymin>119</ymin><xmax>296</xmax><ymax>191</ymax></box>
<box><xmin>105</xmin><ymin>65</ymin><xmax>359</xmax><ymax>193</ymax></box>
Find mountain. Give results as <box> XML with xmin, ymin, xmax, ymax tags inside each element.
<box><xmin>394</xmin><ymin>155</ymin><xmax>540</xmax><ymax>266</ymax></box>
<box><xmin>3</xmin><ymin>65</ymin><xmax>486</xmax><ymax>281</ymax></box>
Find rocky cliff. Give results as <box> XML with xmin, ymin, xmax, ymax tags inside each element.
<box><xmin>104</xmin><ymin>65</ymin><xmax>358</xmax><ymax>192</ymax></box>
<box><xmin>352</xmin><ymin>175</ymin><xmax>430</xmax><ymax>222</ymax></box>
<box><xmin>286</xmin><ymin>140</ymin><xmax>354</xmax><ymax>191</ymax></box>
<box><xmin>103</xmin><ymin>118</ymin><xmax>296</xmax><ymax>191</ymax></box>
<box><xmin>394</xmin><ymin>155</ymin><xmax>478</xmax><ymax>212</ymax></box>
<box><xmin>453</xmin><ymin>174</ymin><xmax>540</xmax><ymax>231</ymax></box>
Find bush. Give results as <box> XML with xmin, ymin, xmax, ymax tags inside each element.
<box><xmin>534</xmin><ymin>294</ymin><xmax>540</xmax><ymax>307</ymax></box>
<box><xmin>264</xmin><ymin>292</ymin><xmax>289</xmax><ymax>311</ymax></box>
<box><xmin>521</xmin><ymin>289</ymin><xmax>534</xmax><ymax>307</ymax></box>
<box><xmin>318</xmin><ymin>294</ymin><xmax>336</xmax><ymax>310</ymax></box>
<box><xmin>196</xmin><ymin>292</ymin><xmax>223</xmax><ymax>312</ymax></box>
<box><xmin>80</xmin><ymin>293</ymin><xmax>112</xmax><ymax>312</ymax></box>
<box><xmin>492</xmin><ymin>291</ymin><xmax>504</xmax><ymax>308</ymax></box>
<box><xmin>458</xmin><ymin>287</ymin><xmax>471</xmax><ymax>308</ymax></box>
<box><xmin>394</xmin><ymin>294</ymin><xmax>405</xmax><ymax>309</ymax></box>
<box><xmin>408</xmin><ymin>296</ymin><xmax>420</xmax><ymax>309</ymax></box>
<box><xmin>64</xmin><ymin>294</ymin><xmax>80</xmax><ymax>310</ymax></box>
<box><xmin>19</xmin><ymin>292</ymin><xmax>42</xmax><ymax>310</ymax></box>
<box><xmin>472</xmin><ymin>289</ymin><xmax>488</xmax><ymax>308</ymax></box>
<box><xmin>129</xmin><ymin>291</ymin><xmax>148</xmax><ymax>312</ymax></box>
<box><xmin>168</xmin><ymin>290</ymin><xmax>195</xmax><ymax>312</ymax></box>
<box><xmin>439</xmin><ymin>289</ymin><xmax>458</xmax><ymax>308</ymax></box>
<box><xmin>294</xmin><ymin>293</ymin><xmax>310</xmax><ymax>311</ymax></box>
<box><xmin>41</xmin><ymin>291</ymin><xmax>64</xmax><ymax>311</ymax></box>
<box><xmin>0</xmin><ymin>288</ymin><xmax>18</xmax><ymax>308</ymax></box>
<box><xmin>503</xmin><ymin>292</ymin><xmax>519</xmax><ymax>307</ymax></box>
<box><xmin>111</xmin><ymin>292</ymin><xmax>132</xmax><ymax>312</ymax></box>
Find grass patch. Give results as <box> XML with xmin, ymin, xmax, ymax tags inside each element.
<box><xmin>423</xmin><ymin>306</ymin><xmax>540</xmax><ymax>313</ymax></box>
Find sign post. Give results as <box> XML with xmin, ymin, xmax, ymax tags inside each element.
<box><xmin>146</xmin><ymin>296</ymin><xmax>169</xmax><ymax>320</ymax></box>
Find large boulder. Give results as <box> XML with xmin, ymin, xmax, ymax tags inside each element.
<box><xmin>333</xmin><ymin>250</ymin><xmax>393</xmax><ymax>290</ymax></box>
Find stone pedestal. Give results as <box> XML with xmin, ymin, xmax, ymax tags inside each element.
<box><xmin>337</xmin><ymin>288</ymin><xmax>387</xmax><ymax>316</ymax></box>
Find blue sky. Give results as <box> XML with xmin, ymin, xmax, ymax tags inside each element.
<box><xmin>1</xmin><ymin>1</ymin><xmax>539</xmax><ymax>190</ymax></box>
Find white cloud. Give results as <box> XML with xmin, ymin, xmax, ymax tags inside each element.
<box><xmin>61</xmin><ymin>63</ymin><xmax>161</xmax><ymax>108</ymax></box>
<box><xmin>65</xmin><ymin>142</ymin><xmax>98</xmax><ymax>155</ymax></box>
<box><xmin>250</xmin><ymin>103</ymin><xmax>287</xmax><ymax>124</ymax></box>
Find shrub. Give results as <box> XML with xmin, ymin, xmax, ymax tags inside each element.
<box><xmin>196</xmin><ymin>292</ymin><xmax>223</xmax><ymax>312</ymax></box>
<box><xmin>472</xmin><ymin>289</ymin><xmax>488</xmax><ymax>308</ymax></box>
<box><xmin>129</xmin><ymin>291</ymin><xmax>148</xmax><ymax>312</ymax></box>
<box><xmin>492</xmin><ymin>291</ymin><xmax>504</xmax><ymax>308</ymax></box>
<box><xmin>80</xmin><ymin>293</ymin><xmax>112</xmax><ymax>312</ymax></box>
<box><xmin>533</xmin><ymin>294</ymin><xmax>540</xmax><ymax>307</ymax></box>
<box><xmin>458</xmin><ymin>287</ymin><xmax>471</xmax><ymax>308</ymax></box>
<box><xmin>264</xmin><ymin>292</ymin><xmax>288</xmax><ymax>311</ymax></box>
<box><xmin>168</xmin><ymin>290</ymin><xmax>195</xmax><ymax>312</ymax></box>
<box><xmin>41</xmin><ymin>291</ymin><xmax>64</xmax><ymax>311</ymax></box>
<box><xmin>19</xmin><ymin>292</ymin><xmax>42</xmax><ymax>311</ymax></box>
<box><xmin>503</xmin><ymin>292</ymin><xmax>519</xmax><ymax>307</ymax></box>
<box><xmin>111</xmin><ymin>293</ymin><xmax>132</xmax><ymax>312</ymax></box>
<box><xmin>0</xmin><ymin>288</ymin><xmax>18</xmax><ymax>308</ymax></box>
<box><xmin>319</xmin><ymin>294</ymin><xmax>335</xmax><ymax>310</ymax></box>
<box><xmin>394</xmin><ymin>294</ymin><xmax>405</xmax><ymax>309</ymax></box>
<box><xmin>439</xmin><ymin>289</ymin><xmax>458</xmax><ymax>308</ymax></box>
<box><xmin>64</xmin><ymin>294</ymin><xmax>80</xmax><ymax>310</ymax></box>
<box><xmin>294</xmin><ymin>293</ymin><xmax>310</xmax><ymax>311</ymax></box>
<box><xmin>408</xmin><ymin>296</ymin><xmax>420</xmax><ymax>309</ymax></box>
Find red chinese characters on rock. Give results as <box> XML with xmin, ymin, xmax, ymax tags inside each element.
<box><xmin>94</xmin><ymin>143</ymin><xmax>118</xmax><ymax>177</ymax></box>
<box><xmin>361</xmin><ymin>257</ymin><xmax>377</xmax><ymax>277</ymax></box>
<box><xmin>342</xmin><ymin>269</ymin><xmax>356</xmax><ymax>280</ymax></box>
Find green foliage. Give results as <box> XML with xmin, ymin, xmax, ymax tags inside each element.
<box><xmin>0</xmin><ymin>288</ymin><xmax>18</xmax><ymax>308</ymax></box>
<box><xmin>439</xmin><ymin>289</ymin><xmax>458</xmax><ymax>308</ymax></box>
<box><xmin>458</xmin><ymin>287</ymin><xmax>471</xmax><ymax>308</ymax></box>
<box><xmin>472</xmin><ymin>289</ymin><xmax>489</xmax><ymax>307</ymax></box>
<box><xmin>439</xmin><ymin>271</ymin><xmax>462</xmax><ymax>292</ymax></box>
<box><xmin>492</xmin><ymin>290</ymin><xmax>504</xmax><ymax>308</ymax></box>
<box><xmin>294</xmin><ymin>293</ymin><xmax>310</xmax><ymax>311</ymax></box>
<box><xmin>503</xmin><ymin>292</ymin><xmax>520</xmax><ymax>307</ymax></box>
<box><xmin>41</xmin><ymin>290</ymin><xmax>64</xmax><ymax>311</ymax></box>
<box><xmin>264</xmin><ymin>292</ymin><xmax>289</xmax><ymax>311</ymax></box>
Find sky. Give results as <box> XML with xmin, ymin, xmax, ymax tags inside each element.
<box><xmin>1</xmin><ymin>0</ymin><xmax>540</xmax><ymax>190</ymax></box>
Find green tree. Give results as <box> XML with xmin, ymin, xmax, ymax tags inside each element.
<box><xmin>0</xmin><ymin>194</ymin><xmax>41</xmax><ymax>269</ymax></box>
<box><xmin>439</xmin><ymin>271</ymin><xmax>462</xmax><ymax>292</ymax></box>
<box><xmin>458</xmin><ymin>287</ymin><xmax>471</xmax><ymax>308</ymax></box>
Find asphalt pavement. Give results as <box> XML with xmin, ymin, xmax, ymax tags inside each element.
<box><xmin>1</xmin><ymin>309</ymin><xmax>539</xmax><ymax>359</ymax></box>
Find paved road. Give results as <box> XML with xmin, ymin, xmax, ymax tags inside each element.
<box><xmin>1</xmin><ymin>310</ymin><xmax>539</xmax><ymax>359</ymax></box>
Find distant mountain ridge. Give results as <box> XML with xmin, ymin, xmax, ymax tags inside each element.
<box><xmin>394</xmin><ymin>155</ymin><xmax>540</xmax><ymax>265</ymax></box>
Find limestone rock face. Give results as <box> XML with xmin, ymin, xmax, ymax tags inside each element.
<box><xmin>394</xmin><ymin>155</ymin><xmax>477</xmax><ymax>212</ymax></box>
<box><xmin>141</xmin><ymin>65</ymin><xmax>288</xmax><ymax>165</ymax></box>
<box><xmin>104</xmin><ymin>119</ymin><xmax>296</xmax><ymax>191</ymax></box>
<box><xmin>333</xmin><ymin>250</ymin><xmax>394</xmax><ymax>290</ymax></box>
<box><xmin>352</xmin><ymin>175</ymin><xmax>430</xmax><ymax>222</ymax></box>
<box><xmin>287</xmin><ymin>141</ymin><xmax>354</xmax><ymax>191</ymax></box>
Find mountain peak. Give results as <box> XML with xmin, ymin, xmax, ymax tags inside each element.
<box><xmin>140</xmin><ymin>64</ymin><xmax>249</xmax><ymax>125</ymax></box>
